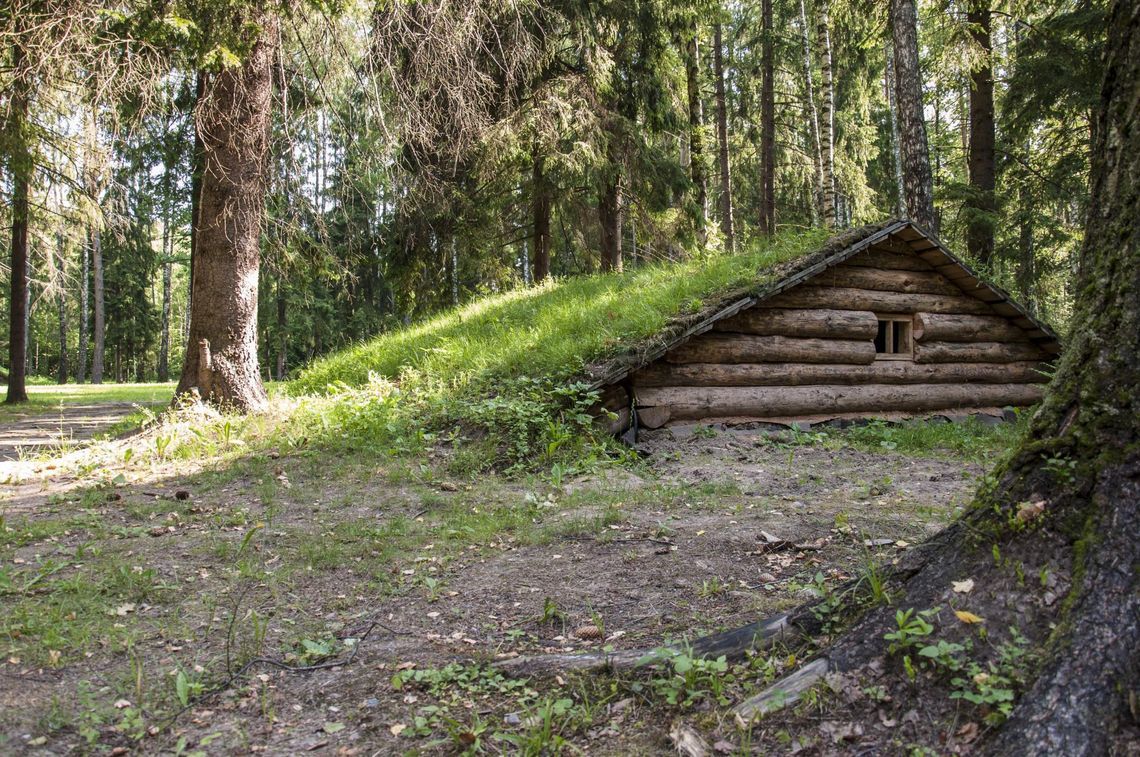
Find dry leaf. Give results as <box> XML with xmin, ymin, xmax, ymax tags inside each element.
<box><xmin>954</xmin><ymin>610</ymin><xmax>984</xmax><ymax>624</ymax></box>
<box><xmin>113</xmin><ymin>699</ymin><xmax>132</xmax><ymax>709</ymax></box>
<box><xmin>952</xmin><ymin>579</ymin><xmax>975</xmax><ymax>594</ymax></box>
<box><xmin>389</xmin><ymin>723</ymin><xmax>407</xmax><ymax>737</ymax></box>
<box><xmin>1017</xmin><ymin>499</ymin><xmax>1047</xmax><ymax>522</ymax></box>
<box><xmin>956</xmin><ymin>721</ymin><xmax>980</xmax><ymax>743</ymax></box>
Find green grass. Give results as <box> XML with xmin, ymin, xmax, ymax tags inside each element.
<box><xmin>292</xmin><ymin>231</ymin><xmax>828</xmax><ymax>393</ymax></box>
<box><xmin>0</xmin><ymin>382</ymin><xmax>176</xmax><ymax>419</ymax></box>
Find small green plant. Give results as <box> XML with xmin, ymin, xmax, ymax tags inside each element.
<box><xmin>1042</xmin><ymin>453</ymin><xmax>1078</xmax><ymax>485</ymax></box>
<box><xmin>698</xmin><ymin>577</ymin><xmax>726</xmax><ymax>598</ymax></box>
<box><xmin>883</xmin><ymin>607</ymin><xmax>937</xmax><ymax>654</ymax></box>
<box><xmin>541</xmin><ymin>597</ymin><xmax>565</xmax><ymax>625</ymax></box>
<box><xmin>807</xmin><ymin>572</ymin><xmax>845</xmax><ymax>633</ymax></box>
<box><xmin>634</xmin><ymin>649</ymin><xmax>735</xmax><ymax>708</ymax></box>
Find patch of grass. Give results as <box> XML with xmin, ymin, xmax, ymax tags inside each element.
<box><xmin>292</xmin><ymin>232</ymin><xmax>826</xmax><ymax>393</ymax></box>
<box><xmin>812</xmin><ymin>415</ymin><xmax>1030</xmax><ymax>462</ymax></box>
<box><xmin>0</xmin><ymin>382</ymin><xmax>175</xmax><ymax>420</ymax></box>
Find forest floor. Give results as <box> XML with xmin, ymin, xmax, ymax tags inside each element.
<box><xmin>0</xmin><ymin>410</ymin><xmax>1016</xmax><ymax>755</ymax></box>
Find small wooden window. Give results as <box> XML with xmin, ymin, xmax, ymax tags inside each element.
<box><xmin>874</xmin><ymin>315</ymin><xmax>913</xmax><ymax>360</ymax></box>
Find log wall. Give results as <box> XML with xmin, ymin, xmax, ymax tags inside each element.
<box><xmin>625</xmin><ymin>242</ymin><xmax>1056</xmax><ymax>428</ymax></box>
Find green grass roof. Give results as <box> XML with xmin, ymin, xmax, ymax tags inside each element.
<box><xmin>290</xmin><ymin>229</ymin><xmax>836</xmax><ymax>395</ymax></box>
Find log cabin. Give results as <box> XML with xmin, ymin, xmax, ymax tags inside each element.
<box><xmin>588</xmin><ymin>219</ymin><xmax>1061</xmax><ymax>434</ymax></box>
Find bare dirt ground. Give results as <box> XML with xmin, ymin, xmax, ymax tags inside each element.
<box><xmin>0</xmin><ymin>403</ymin><xmax>138</xmax><ymax>462</ymax></box>
<box><xmin>0</xmin><ymin>424</ymin><xmax>989</xmax><ymax>755</ymax></box>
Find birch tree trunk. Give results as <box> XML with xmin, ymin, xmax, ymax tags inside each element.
<box><xmin>890</xmin><ymin>0</ymin><xmax>936</xmax><ymax>232</ymax></box>
<box><xmin>966</xmin><ymin>1</ymin><xmax>996</xmax><ymax>265</ymax></box>
<box><xmin>158</xmin><ymin>161</ymin><xmax>173</xmax><ymax>382</ymax></box>
<box><xmin>816</xmin><ymin>0</ymin><xmax>837</xmax><ymax>228</ymax></box>
<box><xmin>55</xmin><ymin>233</ymin><xmax>67</xmax><ymax>384</ymax></box>
<box><xmin>799</xmin><ymin>0</ymin><xmax>823</xmax><ymax>225</ymax></box>
<box><xmin>759</xmin><ymin>0</ymin><xmax>776</xmax><ymax>236</ymax></box>
<box><xmin>714</xmin><ymin>22</ymin><xmax>735</xmax><ymax>252</ymax></box>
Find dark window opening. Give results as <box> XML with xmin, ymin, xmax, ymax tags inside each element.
<box><xmin>874</xmin><ymin>316</ymin><xmax>913</xmax><ymax>359</ymax></box>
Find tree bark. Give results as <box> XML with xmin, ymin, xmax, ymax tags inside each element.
<box><xmin>913</xmin><ymin>312</ymin><xmax>1027</xmax><ymax>342</ymax></box>
<box><xmin>77</xmin><ymin>227</ymin><xmax>88</xmax><ymax>383</ymax></box>
<box><xmin>885</xmin><ymin>44</ymin><xmax>907</xmax><ymax>218</ymax></box>
<box><xmin>598</xmin><ymin>170</ymin><xmax>623</xmax><ymax>273</ymax></box>
<box><xmin>91</xmin><ymin>224</ymin><xmax>105</xmax><ymax>385</ymax></box>
<box><xmin>889</xmin><ymin>0</ymin><xmax>936</xmax><ymax>232</ymax></box>
<box><xmin>275</xmin><ymin>277</ymin><xmax>286</xmax><ymax>381</ymax></box>
<box><xmin>817</xmin><ymin>0</ymin><xmax>837</xmax><ymax>227</ymax></box>
<box><xmin>176</xmin><ymin>13</ymin><xmax>277</xmax><ymax>411</ymax></box>
<box><xmin>158</xmin><ymin>160</ymin><xmax>173</xmax><ymax>382</ymax></box>
<box><xmin>55</xmin><ymin>233</ymin><xmax>68</xmax><ymax>384</ymax></box>
<box><xmin>799</xmin><ymin>0</ymin><xmax>824</xmax><ymax>225</ymax></box>
<box><xmin>4</xmin><ymin>38</ymin><xmax>31</xmax><ymax>403</ymax></box>
<box><xmin>913</xmin><ymin>340</ymin><xmax>1047</xmax><ymax>364</ymax></box>
<box><xmin>685</xmin><ymin>27</ymin><xmax>707</xmax><ymax>242</ymax></box>
<box><xmin>760</xmin><ymin>0</ymin><xmax>776</xmax><ymax>236</ymax></box>
<box><xmin>764</xmin><ymin>285</ymin><xmax>994</xmax><ymax>314</ymax></box>
<box><xmin>532</xmin><ymin>152</ymin><xmax>551</xmax><ymax>282</ymax></box>
<box><xmin>965</xmin><ymin>1</ymin><xmax>996</xmax><ymax>266</ymax></box>
<box><xmin>714</xmin><ymin>23</ymin><xmax>735</xmax><ymax>252</ymax></box>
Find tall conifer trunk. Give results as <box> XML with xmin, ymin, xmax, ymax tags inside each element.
<box><xmin>176</xmin><ymin>13</ymin><xmax>277</xmax><ymax>411</ymax></box>
<box><xmin>889</xmin><ymin>0</ymin><xmax>936</xmax><ymax>232</ymax></box>
<box><xmin>77</xmin><ymin>227</ymin><xmax>88</xmax><ymax>383</ymax></box>
<box><xmin>966</xmin><ymin>1</ymin><xmax>996</xmax><ymax>265</ymax></box>
<box><xmin>885</xmin><ymin>45</ymin><xmax>906</xmax><ymax>217</ymax></box>
<box><xmin>55</xmin><ymin>233</ymin><xmax>67</xmax><ymax>384</ymax></box>
<box><xmin>5</xmin><ymin>39</ymin><xmax>31</xmax><ymax>403</ymax></box>
<box><xmin>713</xmin><ymin>22</ymin><xmax>735</xmax><ymax>252</ymax></box>
<box><xmin>532</xmin><ymin>152</ymin><xmax>551</xmax><ymax>282</ymax></box>
<box><xmin>598</xmin><ymin>173</ymin><xmax>623</xmax><ymax>273</ymax></box>
<box><xmin>685</xmin><ymin>28</ymin><xmax>707</xmax><ymax>242</ymax></box>
<box><xmin>798</xmin><ymin>0</ymin><xmax>823</xmax><ymax>226</ymax></box>
<box><xmin>91</xmin><ymin>222</ymin><xmax>104</xmax><ymax>384</ymax></box>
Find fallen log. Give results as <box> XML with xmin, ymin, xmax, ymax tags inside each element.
<box><xmin>763</xmin><ymin>286</ymin><xmax>994</xmax><ymax>315</ymax></box>
<box><xmin>712</xmin><ymin>307</ymin><xmax>878</xmax><ymax>339</ymax></box>
<box><xmin>634</xmin><ymin>382</ymin><xmax>1044</xmax><ymax>421</ymax></box>
<box><xmin>914</xmin><ymin>340</ymin><xmax>1048</xmax><ymax>364</ymax></box>
<box><xmin>666</xmin><ymin>335</ymin><xmax>876</xmax><ymax>365</ymax></box>
<box><xmin>632</xmin><ymin>360</ymin><xmax>1047</xmax><ymax>388</ymax></box>
<box><xmin>913</xmin><ymin>312</ymin><xmax>1028</xmax><ymax>342</ymax></box>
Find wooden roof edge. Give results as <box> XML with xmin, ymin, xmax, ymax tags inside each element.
<box><xmin>896</xmin><ymin>220</ymin><xmax>1062</xmax><ymax>344</ymax></box>
<box><xmin>587</xmin><ymin>218</ymin><xmax>1059</xmax><ymax>391</ymax></box>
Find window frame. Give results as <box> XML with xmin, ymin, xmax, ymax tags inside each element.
<box><xmin>873</xmin><ymin>313</ymin><xmax>914</xmax><ymax>361</ymax></box>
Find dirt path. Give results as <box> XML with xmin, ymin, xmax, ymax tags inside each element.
<box><xmin>0</xmin><ymin>403</ymin><xmax>137</xmax><ymax>461</ymax></box>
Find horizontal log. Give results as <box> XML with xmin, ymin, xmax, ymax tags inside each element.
<box><xmin>848</xmin><ymin>247</ymin><xmax>934</xmax><ymax>271</ymax></box>
<box><xmin>635</xmin><ymin>383</ymin><xmax>1044</xmax><ymax>422</ymax></box>
<box><xmin>712</xmin><ymin>308</ymin><xmax>878</xmax><ymax>339</ymax></box>
<box><xmin>914</xmin><ymin>341</ymin><xmax>1047</xmax><ymax>364</ymax></box>
<box><xmin>666</xmin><ymin>334</ymin><xmax>876</xmax><ymax>365</ymax></box>
<box><xmin>816</xmin><ymin>266</ymin><xmax>964</xmax><ymax>296</ymax></box>
<box><xmin>633</xmin><ymin>360</ymin><xmax>1048</xmax><ymax>387</ymax></box>
<box><xmin>913</xmin><ymin>312</ymin><xmax>1028</xmax><ymax>342</ymax></box>
<box><xmin>763</xmin><ymin>286</ymin><xmax>994</xmax><ymax>315</ymax></box>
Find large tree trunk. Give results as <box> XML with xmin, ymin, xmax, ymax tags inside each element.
<box><xmin>965</xmin><ymin>1</ymin><xmax>996</xmax><ymax>266</ymax></box>
<box><xmin>889</xmin><ymin>0</ymin><xmax>936</xmax><ymax>232</ymax></box>
<box><xmin>798</xmin><ymin>0</ymin><xmax>823</xmax><ymax>226</ymax></box>
<box><xmin>532</xmin><ymin>152</ymin><xmax>551</xmax><ymax>282</ymax></box>
<box><xmin>685</xmin><ymin>27</ymin><xmax>707</xmax><ymax>242</ymax></box>
<box><xmin>732</xmin><ymin>3</ymin><xmax>1140</xmax><ymax>750</ymax></box>
<box><xmin>759</xmin><ymin>0</ymin><xmax>775</xmax><ymax>237</ymax></box>
<box><xmin>175</xmin><ymin>13</ymin><xmax>277</xmax><ymax>411</ymax></box>
<box><xmin>275</xmin><ymin>277</ymin><xmax>286</xmax><ymax>381</ymax></box>
<box><xmin>713</xmin><ymin>22</ymin><xmax>735</xmax><ymax>252</ymax></box>
<box><xmin>817</xmin><ymin>0</ymin><xmax>837</xmax><ymax>227</ymax></box>
<box><xmin>5</xmin><ymin>39</ymin><xmax>30</xmax><ymax>403</ymax></box>
<box><xmin>598</xmin><ymin>168</ymin><xmax>623</xmax><ymax>273</ymax></box>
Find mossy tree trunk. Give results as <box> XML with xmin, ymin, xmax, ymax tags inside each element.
<box><xmin>808</xmin><ymin>3</ymin><xmax>1140</xmax><ymax>751</ymax></box>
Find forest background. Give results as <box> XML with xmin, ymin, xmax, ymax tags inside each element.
<box><xmin>0</xmin><ymin>0</ymin><xmax>1101</xmax><ymax>388</ymax></box>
